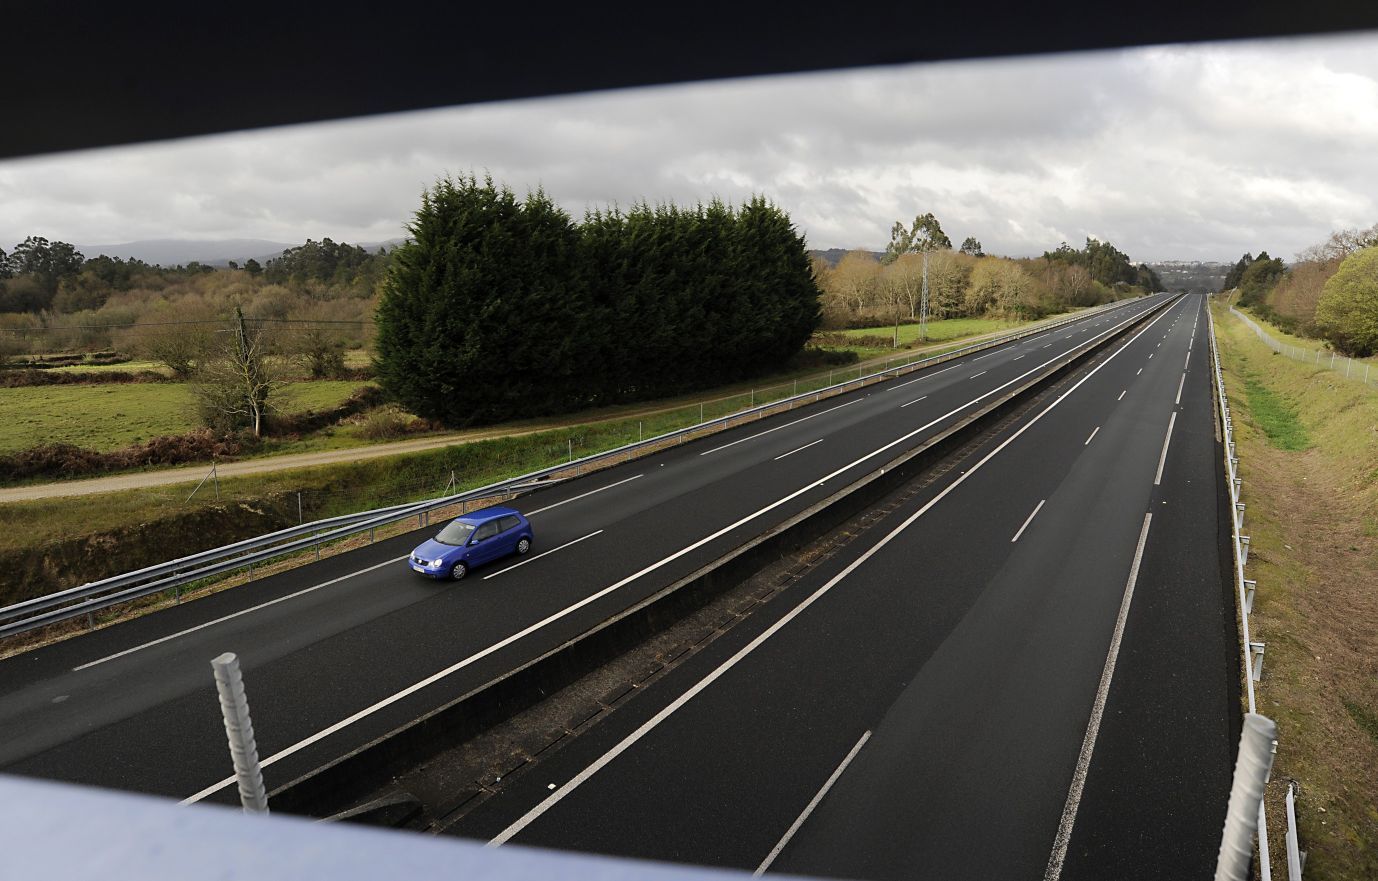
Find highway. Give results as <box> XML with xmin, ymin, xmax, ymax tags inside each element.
<box><xmin>0</xmin><ymin>295</ymin><xmax>1163</xmax><ymax>808</ymax></box>
<box><xmin>0</xmin><ymin>294</ymin><xmax>1238</xmax><ymax>878</ymax></box>
<box><xmin>436</xmin><ymin>294</ymin><xmax>1238</xmax><ymax>879</ymax></box>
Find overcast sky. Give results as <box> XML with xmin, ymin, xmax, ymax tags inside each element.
<box><xmin>2</xmin><ymin>31</ymin><xmax>1376</xmax><ymax>264</ymax></box>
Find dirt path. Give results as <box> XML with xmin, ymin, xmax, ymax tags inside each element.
<box><xmin>0</xmin><ymin>325</ymin><xmax>1029</xmax><ymax>504</ymax></box>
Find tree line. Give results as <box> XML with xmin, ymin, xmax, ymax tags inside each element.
<box><xmin>1221</xmin><ymin>223</ymin><xmax>1378</xmax><ymax>356</ymax></box>
<box><xmin>375</xmin><ymin>175</ymin><xmax>821</xmax><ymax>426</ymax></box>
<box><xmin>814</xmin><ymin>213</ymin><xmax>1161</xmax><ymax>331</ymax></box>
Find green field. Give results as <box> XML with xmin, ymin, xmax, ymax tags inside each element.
<box><xmin>836</xmin><ymin>317</ymin><xmax>1021</xmax><ymax>346</ymax></box>
<box><xmin>0</xmin><ymin>380</ymin><xmax>363</xmax><ymax>453</ymax></box>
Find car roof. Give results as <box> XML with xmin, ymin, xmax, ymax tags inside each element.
<box><xmin>453</xmin><ymin>505</ymin><xmax>522</xmax><ymax>525</ymax></box>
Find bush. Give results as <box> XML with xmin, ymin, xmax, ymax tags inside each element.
<box><xmin>0</xmin><ymin>430</ymin><xmax>244</xmax><ymax>482</ymax></box>
<box><xmin>1315</xmin><ymin>247</ymin><xmax>1378</xmax><ymax>357</ymax></box>
<box><xmin>358</xmin><ymin>407</ymin><xmax>412</xmax><ymax>441</ymax></box>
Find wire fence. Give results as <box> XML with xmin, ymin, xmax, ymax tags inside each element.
<box><xmin>1230</xmin><ymin>307</ymin><xmax>1376</xmax><ymax>390</ymax></box>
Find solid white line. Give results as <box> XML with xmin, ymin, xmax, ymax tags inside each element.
<box><xmin>73</xmin><ymin>555</ymin><xmax>410</xmax><ymax>672</ymax></box>
<box><xmin>1084</xmin><ymin>426</ymin><xmax>1100</xmax><ymax>446</ymax></box>
<box><xmin>754</xmin><ymin>730</ymin><xmax>872</xmax><ymax>875</ymax></box>
<box><xmin>699</xmin><ymin>399</ymin><xmax>861</xmax><ymax>456</ymax></box>
<box><xmin>1117</xmin><ymin>390</ymin><xmax>1126</xmax><ymax>401</ymax></box>
<box><xmin>972</xmin><ymin>351</ymin><xmax>996</xmax><ymax>361</ymax></box>
<box><xmin>970</xmin><ymin>371</ymin><xmax>987</xmax><ymax>379</ymax></box>
<box><xmin>1011</xmin><ymin>499</ymin><xmax>1046</xmax><ymax>543</ymax></box>
<box><xmin>900</xmin><ymin>395</ymin><xmax>928</xmax><ymax>408</ymax></box>
<box><xmin>487</xmin><ymin>300</ymin><xmax>1175</xmax><ymax>847</ymax></box>
<box><xmin>1175</xmin><ymin>372</ymin><xmax>1186</xmax><ymax>405</ymax></box>
<box><xmin>889</xmin><ymin>363</ymin><xmax>961</xmax><ymax>391</ymax></box>
<box><xmin>525</xmin><ymin>474</ymin><xmax>643</xmax><ymax>515</ymax></box>
<box><xmin>1044</xmin><ymin>512</ymin><xmax>1153</xmax><ymax>881</ymax></box>
<box><xmin>773</xmin><ymin>438</ymin><xmax>823</xmax><ymax>461</ymax></box>
<box><xmin>482</xmin><ymin>530</ymin><xmax>603</xmax><ymax>580</ymax></box>
<box><xmin>182</xmin><ymin>301</ymin><xmax>1166</xmax><ymax>806</ymax></box>
<box><xmin>1153</xmin><ymin>411</ymin><xmax>1177</xmax><ymax>486</ymax></box>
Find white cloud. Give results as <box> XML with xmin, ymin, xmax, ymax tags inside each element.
<box><xmin>1</xmin><ymin>30</ymin><xmax>1376</xmax><ymax>262</ymax></box>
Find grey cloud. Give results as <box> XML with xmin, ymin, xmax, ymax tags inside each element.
<box><xmin>2</xmin><ymin>31</ymin><xmax>1377</xmax><ymax>262</ymax></box>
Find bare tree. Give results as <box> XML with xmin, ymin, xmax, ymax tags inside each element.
<box><xmin>192</xmin><ymin>307</ymin><xmax>283</xmax><ymax>438</ymax></box>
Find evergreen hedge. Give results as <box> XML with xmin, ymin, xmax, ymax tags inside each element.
<box><xmin>375</xmin><ymin>176</ymin><xmax>821</xmax><ymax>425</ymax></box>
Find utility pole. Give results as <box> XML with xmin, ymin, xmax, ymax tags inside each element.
<box><xmin>920</xmin><ymin>251</ymin><xmax>930</xmax><ymax>343</ymax></box>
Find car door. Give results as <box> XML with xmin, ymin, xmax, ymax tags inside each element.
<box><xmin>497</xmin><ymin>515</ymin><xmax>523</xmax><ymax>554</ymax></box>
<box><xmin>469</xmin><ymin>519</ymin><xmax>503</xmax><ymax>564</ymax></box>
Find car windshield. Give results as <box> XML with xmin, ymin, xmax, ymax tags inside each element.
<box><xmin>434</xmin><ymin>521</ymin><xmax>475</xmax><ymax>546</ymax></box>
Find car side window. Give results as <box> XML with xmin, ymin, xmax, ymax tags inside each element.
<box><xmin>498</xmin><ymin>515</ymin><xmax>521</xmax><ymax>532</ymax></box>
<box><xmin>473</xmin><ymin>521</ymin><xmax>500</xmax><ymax>542</ymax></box>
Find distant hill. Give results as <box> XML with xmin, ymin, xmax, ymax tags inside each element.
<box><xmin>808</xmin><ymin>248</ymin><xmax>883</xmax><ymax>266</ymax></box>
<box><xmin>75</xmin><ymin>237</ymin><xmax>407</xmax><ymax>267</ymax></box>
<box><xmin>1146</xmin><ymin>261</ymin><xmax>1232</xmax><ymax>295</ymax></box>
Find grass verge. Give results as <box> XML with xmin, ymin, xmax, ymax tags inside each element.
<box><xmin>1214</xmin><ymin>303</ymin><xmax>1378</xmax><ymax>880</ymax></box>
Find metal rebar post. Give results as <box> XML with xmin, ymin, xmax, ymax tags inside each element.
<box><xmin>210</xmin><ymin>653</ymin><xmax>269</xmax><ymax>814</ymax></box>
<box><xmin>1214</xmin><ymin>713</ymin><xmax>1277</xmax><ymax>881</ymax></box>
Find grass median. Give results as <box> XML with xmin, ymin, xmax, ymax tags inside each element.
<box><xmin>1214</xmin><ymin>304</ymin><xmax>1378</xmax><ymax>880</ymax></box>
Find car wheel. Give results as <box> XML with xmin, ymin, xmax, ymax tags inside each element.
<box><xmin>516</xmin><ymin>537</ymin><xmax>531</xmax><ymax>555</ymax></box>
<box><xmin>450</xmin><ymin>561</ymin><xmax>467</xmax><ymax>581</ymax></box>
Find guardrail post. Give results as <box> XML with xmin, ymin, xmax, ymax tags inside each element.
<box><xmin>1250</xmin><ymin>642</ymin><xmax>1266</xmax><ymax>681</ymax></box>
<box><xmin>1285</xmin><ymin>782</ymin><xmax>1305</xmax><ymax>879</ymax></box>
<box><xmin>210</xmin><ymin>652</ymin><xmax>269</xmax><ymax>814</ymax></box>
<box><xmin>1244</xmin><ymin>579</ymin><xmax>1257</xmax><ymax>614</ymax></box>
<box><xmin>1214</xmin><ymin>713</ymin><xmax>1278</xmax><ymax>881</ymax></box>
<box><xmin>1240</xmin><ymin>536</ymin><xmax>1250</xmax><ymax>566</ymax></box>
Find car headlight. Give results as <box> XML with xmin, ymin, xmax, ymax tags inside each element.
<box><xmin>433</xmin><ymin>559</ymin><xmax>445</xmax><ymax>567</ymax></box>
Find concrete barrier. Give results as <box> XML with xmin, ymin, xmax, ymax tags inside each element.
<box><xmin>269</xmin><ymin>298</ymin><xmax>1173</xmax><ymax>819</ymax></box>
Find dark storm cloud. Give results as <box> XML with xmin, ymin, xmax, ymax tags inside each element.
<box><xmin>1</xmin><ymin>31</ymin><xmax>1375</xmax><ymax>262</ymax></box>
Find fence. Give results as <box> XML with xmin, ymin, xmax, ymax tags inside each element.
<box><xmin>1230</xmin><ymin>307</ymin><xmax>1376</xmax><ymax>389</ymax></box>
<box><xmin>1209</xmin><ymin>304</ymin><xmax>1303</xmax><ymax>880</ymax></box>
<box><xmin>0</xmin><ymin>297</ymin><xmax>1146</xmax><ymax>641</ymax></box>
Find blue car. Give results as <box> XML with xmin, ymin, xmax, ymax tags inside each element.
<box><xmin>408</xmin><ymin>506</ymin><xmax>534</xmax><ymax>580</ymax></box>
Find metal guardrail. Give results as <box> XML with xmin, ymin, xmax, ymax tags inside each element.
<box><xmin>1230</xmin><ymin>306</ymin><xmax>1376</xmax><ymax>390</ymax></box>
<box><xmin>0</xmin><ymin>296</ymin><xmax>1146</xmax><ymax>639</ymax></box>
<box><xmin>1208</xmin><ymin>301</ymin><xmax>1297</xmax><ymax>880</ymax></box>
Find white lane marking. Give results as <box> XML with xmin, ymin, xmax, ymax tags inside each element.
<box><xmin>1011</xmin><ymin>499</ymin><xmax>1047</xmax><ymax>543</ymax></box>
<box><xmin>1175</xmin><ymin>372</ymin><xmax>1186</xmax><ymax>405</ymax></box>
<box><xmin>900</xmin><ymin>395</ymin><xmax>928</xmax><ymax>409</ymax></box>
<box><xmin>488</xmin><ymin>300</ymin><xmax>1174</xmax><ymax>847</ymax></box>
<box><xmin>970</xmin><ymin>371</ymin><xmax>987</xmax><ymax>379</ymax></box>
<box><xmin>889</xmin><ymin>363</ymin><xmax>961</xmax><ymax>391</ymax></box>
<box><xmin>1153</xmin><ymin>411</ymin><xmax>1177</xmax><ymax>486</ymax></box>
<box><xmin>1136</xmin><ymin>368</ymin><xmax>1143</xmax><ymax>375</ymax></box>
<box><xmin>1013</xmin><ymin>355</ymin><xmax>1025</xmax><ymax>361</ymax></box>
<box><xmin>699</xmin><ymin>399</ymin><xmax>861</xmax><ymax>456</ymax></box>
<box><xmin>483</xmin><ymin>531</ymin><xmax>603</xmax><ymax>580</ymax></box>
<box><xmin>1117</xmin><ymin>390</ymin><xmax>1126</xmax><ymax>401</ymax></box>
<box><xmin>525</xmin><ymin>474</ymin><xmax>644</xmax><ymax>515</ymax></box>
<box><xmin>972</xmin><ymin>351</ymin><xmax>996</xmax><ymax>361</ymax></box>
<box><xmin>1084</xmin><ymin>426</ymin><xmax>1100</xmax><ymax>446</ymax></box>
<box><xmin>1043</xmin><ymin>344</ymin><xmax>1052</xmax><ymax>349</ymax></box>
<box><xmin>73</xmin><ymin>555</ymin><xmax>410</xmax><ymax>672</ymax></box>
<box><xmin>1044</xmin><ymin>513</ymin><xmax>1153</xmax><ymax>881</ymax></box>
<box><xmin>182</xmin><ymin>302</ymin><xmax>1161</xmax><ymax>806</ymax></box>
<box><xmin>774</xmin><ymin>438</ymin><xmax>824</xmax><ymax>461</ymax></box>
<box><xmin>1184</xmin><ymin>350</ymin><xmax>1191</xmax><ymax>370</ymax></box>
<box><xmin>1149</xmin><ymin>353</ymin><xmax>1154</xmax><ymax>359</ymax></box>
<box><xmin>754</xmin><ymin>730</ymin><xmax>872</xmax><ymax>875</ymax></box>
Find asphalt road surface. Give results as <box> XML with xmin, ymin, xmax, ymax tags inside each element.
<box><xmin>0</xmin><ymin>295</ymin><xmax>1234</xmax><ymax>879</ymax></box>
<box><xmin>441</xmin><ymin>295</ymin><xmax>1237</xmax><ymax>880</ymax></box>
